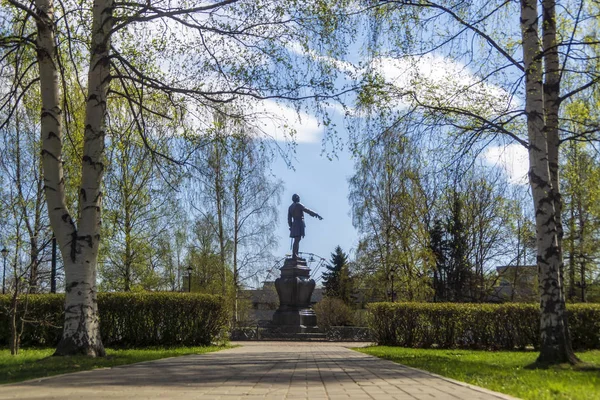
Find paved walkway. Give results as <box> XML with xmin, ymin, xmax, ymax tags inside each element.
<box><xmin>0</xmin><ymin>342</ymin><xmax>517</xmax><ymax>400</ymax></box>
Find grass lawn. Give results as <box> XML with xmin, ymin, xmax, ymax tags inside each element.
<box><xmin>357</xmin><ymin>347</ymin><xmax>600</xmax><ymax>400</ymax></box>
<box><xmin>0</xmin><ymin>345</ymin><xmax>230</xmax><ymax>385</ymax></box>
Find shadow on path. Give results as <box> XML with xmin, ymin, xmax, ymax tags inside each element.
<box><xmin>0</xmin><ymin>342</ymin><xmax>518</xmax><ymax>400</ymax></box>
<box><xmin>19</xmin><ymin>349</ymin><xmax>425</xmax><ymax>388</ymax></box>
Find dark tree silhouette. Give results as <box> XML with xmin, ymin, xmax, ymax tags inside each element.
<box><xmin>322</xmin><ymin>246</ymin><xmax>353</xmax><ymax>305</ymax></box>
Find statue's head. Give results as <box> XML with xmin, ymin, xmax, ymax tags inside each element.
<box><xmin>292</xmin><ymin>194</ymin><xmax>300</xmax><ymax>203</ymax></box>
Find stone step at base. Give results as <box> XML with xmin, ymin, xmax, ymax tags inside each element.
<box><xmin>230</xmin><ymin>326</ymin><xmax>374</xmax><ymax>341</ymax></box>
<box><xmin>258</xmin><ymin>332</ymin><xmax>327</xmax><ymax>341</ymax></box>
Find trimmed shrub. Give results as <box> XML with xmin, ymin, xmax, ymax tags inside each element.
<box><xmin>368</xmin><ymin>302</ymin><xmax>600</xmax><ymax>350</ymax></box>
<box><xmin>0</xmin><ymin>292</ymin><xmax>228</xmax><ymax>347</ymax></box>
<box><xmin>0</xmin><ymin>294</ymin><xmax>64</xmax><ymax>347</ymax></box>
<box><xmin>568</xmin><ymin>303</ymin><xmax>600</xmax><ymax>350</ymax></box>
<box><xmin>314</xmin><ymin>297</ymin><xmax>353</xmax><ymax>328</ymax></box>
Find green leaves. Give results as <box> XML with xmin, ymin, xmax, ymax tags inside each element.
<box><xmin>356</xmin><ymin>72</ymin><xmax>388</xmax><ymax>108</ymax></box>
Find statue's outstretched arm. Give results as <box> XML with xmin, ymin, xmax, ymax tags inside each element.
<box><xmin>302</xmin><ymin>205</ymin><xmax>323</xmax><ymax>220</ymax></box>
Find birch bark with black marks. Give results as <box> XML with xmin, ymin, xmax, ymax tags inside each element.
<box><xmin>541</xmin><ymin>0</ymin><xmax>579</xmax><ymax>364</ymax></box>
<box><xmin>36</xmin><ymin>0</ymin><xmax>113</xmax><ymax>356</ymax></box>
<box><xmin>520</xmin><ymin>0</ymin><xmax>578</xmax><ymax>365</ymax></box>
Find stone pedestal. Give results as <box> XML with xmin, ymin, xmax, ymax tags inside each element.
<box><xmin>272</xmin><ymin>257</ymin><xmax>318</xmax><ymax>332</ymax></box>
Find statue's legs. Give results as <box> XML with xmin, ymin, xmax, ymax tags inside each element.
<box><xmin>292</xmin><ymin>237</ymin><xmax>301</xmax><ymax>259</ymax></box>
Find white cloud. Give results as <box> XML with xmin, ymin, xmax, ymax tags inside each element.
<box><xmin>286</xmin><ymin>42</ymin><xmax>358</xmax><ymax>76</ymax></box>
<box><xmin>323</xmin><ymin>101</ymin><xmax>354</xmax><ymax>117</ymax></box>
<box><xmin>482</xmin><ymin>144</ymin><xmax>529</xmax><ymax>185</ymax></box>
<box><xmin>246</xmin><ymin>99</ymin><xmax>323</xmax><ymax>144</ymax></box>
<box><xmin>371</xmin><ymin>54</ymin><xmax>519</xmax><ymax>114</ymax></box>
<box><xmin>170</xmin><ymin>99</ymin><xmax>323</xmax><ymax>144</ymax></box>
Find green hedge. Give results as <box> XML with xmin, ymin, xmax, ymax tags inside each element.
<box><xmin>368</xmin><ymin>302</ymin><xmax>600</xmax><ymax>350</ymax></box>
<box><xmin>0</xmin><ymin>292</ymin><xmax>228</xmax><ymax>347</ymax></box>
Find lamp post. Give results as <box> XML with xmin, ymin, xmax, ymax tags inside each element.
<box><xmin>187</xmin><ymin>266</ymin><xmax>193</xmax><ymax>293</ymax></box>
<box><xmin>50</xmin><ymin>236</ymin><xmax>57</xmax><ymax>293</ymax></box>
<box><xmin>1</xmin><ymin>248</ymin><xmax>8</xmax><ymax>295</ymax></box>
<box><xmin>389</xmin><ymin>266</ymin><xmax>397</xmax><ymax>302</ymax></box>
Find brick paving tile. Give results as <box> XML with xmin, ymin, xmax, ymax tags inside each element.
<box><xmin>0</xmin><ymin>341</ymin><xmax>518</xmax><ymax>400</ymax></box>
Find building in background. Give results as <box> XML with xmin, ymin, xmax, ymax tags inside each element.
<box><xmin>491</xmin><ymin>265</ymin><xmax>538</xmax><ymax>302</ymax></box>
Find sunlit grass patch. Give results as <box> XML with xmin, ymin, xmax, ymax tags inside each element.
<box><xmin>0</xmin><ymin>345</ymin><xmax>231</xmax><ymax>384</ymax></box>
<box><xmin>357</xmin><ymin>346</ymin><xmax>600</xmax><ymax>400</ymax></box>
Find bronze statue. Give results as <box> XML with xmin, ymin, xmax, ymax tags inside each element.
<box><xmin>288</xmin><ymin>194</ymin><xmax>322</xmax><ymax>259</ymax></box>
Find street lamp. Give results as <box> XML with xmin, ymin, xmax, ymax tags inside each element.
<box><xmin>187</xmin><ymin>266</ymin><xmax>193</xmax><ymax>293</ymax></box>
<box><xmin>1</xmin><ymin>248</ymin><xmax>8</xmax><ymax>295</ymax></box>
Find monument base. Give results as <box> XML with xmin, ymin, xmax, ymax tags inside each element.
<box><xmin>272</xmin><ymin>257</ymin><xmax>318</xmax><ymax>333</ymax></box>
<box><xmin>272</xmin><ymin>308</ymin><xmax>317</xmax><ymax>328</ymax></box>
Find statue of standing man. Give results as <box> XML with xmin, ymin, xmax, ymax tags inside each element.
<box><xmin>288</xmin><ymin>194</ymin><xmax>323</xmax><ymax>259</ymax></box>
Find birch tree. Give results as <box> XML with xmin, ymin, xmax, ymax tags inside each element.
<box><xmin>562</xmin><ymin>140</ymin><xmax>600</xmax><ymax>302</ymax></box>
<box><xmin>188</xmin><ymin>113</ymin><xmax>282</xmax><ymax>320</ymax></box>
<box><xmin>349</xmin><ymin>130</ymin><xmax>433</xmax><ymax>301</ymax></box>
<box><xmin>228</xmin><ymin>131</ymin><xmax>282</xmax><ymax>323</ymax></box>
<box><xmin>336</xmin><ymin>0</ymin><xmax>600</xmax><ymax>365</ymax></box>
<box><xmin>1</xmin><ymin>0</ymin><xmax>344</xmax><ymax>355</ymax></box>
<box><xmin>0</xmin><ymin>98</ymin><xmax>52</xmax><ymax>293</ymax></box>
<box><xmin>100</xmin><ymin>101</ymin><xmax>181</xmax><ymax>292</ymax></box>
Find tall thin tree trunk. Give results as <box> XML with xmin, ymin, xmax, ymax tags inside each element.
<box><xmin>214</xmin><ymin>140</ymin><xmax>227</xmax><ymax>297</ymax></box>
<box><xmin>10</xmin><ymin>290</ymin><xmax>19</xmax><ymax>355</ymax></box>
<box><xmin>520</xmin><ymin>0</ymin><xmax>578</xmax><ymax>365</ymax></box>
<box><xmin>542</xmin><ymin>0</ymin><xmax>578</xmax><ymax>363</ymax></box>
<box><xmin>29</xmin><ymin>155</ymin><xmax>45</xmax><ymax>293</ymax></box>
<box><xmin>124</xmin><ymin>195</ymin><xmax>132</xmax><ymax>291</ymax></box>
<box><xmin>31</xmin><ymin>155</ymin><xmax>46</xmax><ymax>293</ymax></box>
<box><xmin>577</xmin><ymin>195</ymin><xmax>585</xmax><ymax>302</ymax></box>
<box><xmin>38</xmin><ymin>0</ymin><xmax>113</xmax><ymax>357</ymax></box>
<box><xmin>13</xmin><ymin>113</ymin><xmax>38</xmax><ymax>293</ymax></box>
<box><xmin>512</xmin><ymin>217</ymin><xmax>523</xmax><ymax>302</ymax></box>
<box><xmin>9</xmin><ymin>225</ymin><xmax>22</xmax><ymax>356</ymax></box>
<box><xmin>233</xmin><ymin>199</ymin><xmax>239</xmax><ymax>324</ymax></box>
<box><xmin>568</xmin><ymin>192</ymin><xmax>575</xmax><ymax>300</ymax></box>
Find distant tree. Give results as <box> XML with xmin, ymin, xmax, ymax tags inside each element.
<box><xmin>562</xmin><ymin>140</ymin><xmax>600</xmax><ymax>302</ymax></box>
<box><xmin>428</xmin><ymin>192</ymin><xmax>472</xmax><ymax>302</ymax></box>
<box><xmin>0</xmin><ymin>92</ymin><xmax>53</xmax><ymax>293</ymax></box>
<box><xmin>99</xmin><ymin>101</ymin><xmax>180</xmax><ymax>292</ymax></box>
<box><xmin>322</xmin><ymin>246</ymin><xmax>353</xmax><ymax>305</ymax></box>
<box><xmin>429</xmin><ymin>218</ymin><xmax>448</xmax><ymax>302</ymax></box>
<box><xmin>154</xmin><ymin>222</ymin><xmax>188</xmax><ymax>292</ymax></box>
<box><xmin>228</xmin><ymin>129</ymin><xmax>282</xmax><ymax>323</ymax></box>
<box><xmin>428</xmin><ymin>167</ymin><xmax>514</xmax><ymax>302</ymax></box>
<box><xmin>349</xmin><ymin>130</ymin><xmax>433</xmax><ymax>302</ymax></box>
<box><xmin>188</xmin><ymin>111</ymin><xmax>282</xmax><ymax>321</ymax></box>
<box><xmin>187</xmin><ymin>215</ymin><xmax>226</xmax><ymax>295</ymax></box>
<box><xmin>503</xmin><ymin>186</ymin><xmax>537</xmax><ymax>302</ymax></box>
<box><xmin>446</xmin><ymin>193</ymin><xmax>472</xmax><ymax>302</ymax></box>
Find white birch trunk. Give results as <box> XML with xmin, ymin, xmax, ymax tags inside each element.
<box><xmin>35</xmin><ymin>0</ymin><xmax>99</xmax><ymax>355</ymax></box>
<box><xmin>36</xmin><ymin>0</ymin><xmax>113</xmax><ymax>356</ymax></box>
<box><xmin>542</xmin><ymin>0</ymin><xmax>561</xmax><ymax>192</ymax></box>
<box><xmin>36</xmin><ymin>0</ymin><xmax>74</xmax><ymax>267</ymax></box>
<box><xmin>541</xmin><ymin>0</ymin><xmax>578</xmax><ymax>364</ymax></box>
<box><xmin>520</xmin><ymin>0</ymin><xmax>576</xmax><ymax>365</ymax></box>
<box><xmin>542</xmin><ymin>0</ymin><xmax>563</xmax><ymax>267</ymax></box>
